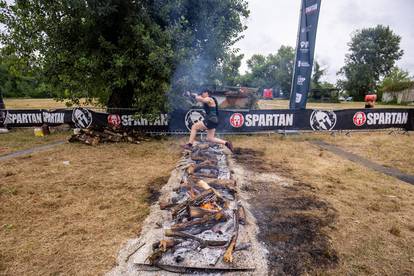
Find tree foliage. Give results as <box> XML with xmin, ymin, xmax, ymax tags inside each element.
<box><xmin>0</xmin><ymin>0</ymin><xmax>249</xmax><ymax>114</ymax></box>
<box><xmin>0</xmin><ymin>47</ymin><xmax>53</xmax><ymax>98</ymax></box>
<box><xmin>241</xmin><ymin>45</ymin><xmax>294</xmax><ymax>96</ymax></box>
<box><xmin>337</xmin><ymin>25</ymin><xmax>403</xmax><ymax>100</ymax></box>
<box><xmin>379</xmin><ymin>67</ymin><xmax>413</xmax><ymax>93</ymax></box>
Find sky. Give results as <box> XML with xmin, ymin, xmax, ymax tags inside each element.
<box><xmin>234</xmin><ymin>0</ymin><xmax>414</xmax><ymax>83</ymax></box>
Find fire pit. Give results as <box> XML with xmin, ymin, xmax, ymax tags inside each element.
<box><xmin>109</xmin><ymin>142</ymin><xmax>268</xmax><ymax>274</ymax></box>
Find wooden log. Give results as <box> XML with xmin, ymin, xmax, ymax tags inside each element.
<box><xmin>188</xmin><ymin>206</ymin><xmax>219</xmax><ymax>218</ymax></box>
<box><xmin>194</xmin><ymin>160</ymin><xmax>218</xmax><ymax>171</ymax></box>
<box><xmin>171</xmin><ymin>189</ymin><xmax>216</xmax><ymax>217</ymax></box>
<box><xmin>191</xmin><ymin>177</ymin><xmax>236</xmax><ymax>187</ymax></box>
<box><xmin>186</xmin><ymin>164</ymin><xmax>195</xmax><ymax>175</ymax></box>
<box><xmin>193</xmin><ymin>172</ymin><xmax>218</xmax><ymax>179</ymax></box>
<box><xmin>193</xmin><ymin>143</ymin><xmax>210</xmax><ymax>150</ymax></box>
<box><xmin>171</xmin><ymin>210</ymin><xmax>226</xmax><ymax>231</ymax></box>
<box><xmin>165</xmin><ymin>229</ymin><xmax>227</xmax><ymax>247</ymax></box>
<box><xmin>237</xmin><ymin>205</ymin><xmax>246</xmax><ymax>225</ymax></box>
<box><xmin>223</xmin><ymin>209</ymin><xmax>239</xmax><ymax>263</ymax></box>
<box><xmin>195</xmin><ymin>180</ymin><xmax>212</xmax><ymax>191</ymax></box>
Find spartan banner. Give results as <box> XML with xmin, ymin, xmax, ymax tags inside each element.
<box><xmin>289</xmin><ymin>0</ymin><xmax>322</xmax><ymax>110</ymax></box>
<box><xmin>1</xmin><ymin>108</ymin><xmax>413</xmax><ymax>132</ymax></box>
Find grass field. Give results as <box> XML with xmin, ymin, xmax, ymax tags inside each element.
<box><xmin>4</xmin><ymin>98</ymin><xmax>96</xmax><ymax>109</ymax></box>
<box><xmin>232</xmin><ymin>134</ymin><xmax>414</xmax><ymax>275</ymax></box>
<box><xmin>0</xmin><ymin>137</ymin><xmax>182</xmax><ymax>275</ymax></box>
<box><xmin>1</xmin><ymin>98</ymin><xmax>413</xmax><ymax>275</ymax></box>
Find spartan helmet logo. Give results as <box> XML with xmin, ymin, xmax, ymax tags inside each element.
<box><xmin>353</xmin><ymin>111</ymin><xmax>367</xmax><ymax>127</ymax></box>
<box><xmin>230</xmin><ymin>113</ymin><xmax>244</xmax><ymax>128</ymax></box>
<box><xmin>184</xmin><ymin>109</ymin><xmax>205</xmax><ymax>131</ymax></box>
<box><xmin>72</xmin><ymin>108</ymin><xmax>93</xmax><ymax>128</ymax></box>
<box><xmin>310</xmin><ymin>110</ymin><xmax>337</xmax><ymax>131</ymax></box>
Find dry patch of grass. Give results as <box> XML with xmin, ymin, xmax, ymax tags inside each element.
<box><xmin>4</xmin><ymin>98</ymin><xmax>95</xmax><ymax>109</ymax></box>
<box><xmin>319</xmin><ymin>132</ymin><xmax>414</xmax><ymax>175</ymax></box>
<box><xmin>258</xmin><ymin>99</ymin><xmax>412</xmax><ymax>110</ymax></box>
<box><xmin>231</xmin><ymin>134</ymin><xmax>414</xmax><ymax>275</ymax></box>
<box><xmin>0</xmin><ymin>138</ymin><xmax>181</xmax><ymax>275</ymax></box>
<box><xmin>0</xmin><ymin>129</ymin><xmax>70</xmax><ymax>156</ymax></box>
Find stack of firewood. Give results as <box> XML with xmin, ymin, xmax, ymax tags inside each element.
<box><xmin>68</xmin><ymin>127</ymin><xmax>147</xmax><ymax>146</ymax></box>
<box><xmin>149</xmin><ymin>143</ymin><xmax>246</xmax><ymax>266</ymax></box>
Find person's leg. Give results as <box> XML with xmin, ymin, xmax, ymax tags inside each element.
<box><xmin>206</xmin><ymin>128</ymin><xmax>226</xmax><ymax>145</ymax></box>
<box><xmin>188</xmin><ymin>121</ymin><xmax>207</xmax><ymax>144</ymax></box>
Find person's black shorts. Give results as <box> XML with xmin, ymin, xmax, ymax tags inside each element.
<box><xmin>205</xmin><ymin>116</ymin><xmax>219</xmax><ymax>130</ymax></box>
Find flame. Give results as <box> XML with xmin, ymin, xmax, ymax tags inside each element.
<box><xmin>201</xmin><ymin>202</ymin><xmax>216</xmax><ymax>210</ymax></box>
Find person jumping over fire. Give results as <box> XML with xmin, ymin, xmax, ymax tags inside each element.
<box><xmin>183</xmin><ymin>89</ymin><xmax>234</xmax><ymax>152</ymax></box>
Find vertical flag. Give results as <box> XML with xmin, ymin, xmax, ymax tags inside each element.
<box><xmin>289</xmin><ymin>0</ymin><xmax>322</xmax><ymax>109</ymax></box>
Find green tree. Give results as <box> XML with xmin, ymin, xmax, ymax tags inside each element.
<box><xmin>379</xmin><ymin>67</ymin><xmax>413</xmax><ymax>93</ymax></box>
<box><xmin>311</xmin><ymin>61</ymin><xmax>325</xmax><ymax>89</ymax></box>
<box><xmin>0</xmin><ymin>0</ymin><xmax>249</xmax><ymax>114</ymax></box>
<box><xmin>165</xmin><ymin>0</ymin><xmax>249</xmax><ymax>108</ymax></box>
<box><xmin>0</xmin><ymin>47</ymin><xmax>52</xmax><ymax>98</ymax></box>
<box><xmin>213</xmin><ymin>52</ymin><xmax>244</xmax><ymax>86</ymax></box>
<box><xmin>337</xmin><ymin>25</ymin><xmax>403</xmax><ymax>100</ymax></box>
<box><xmin>241</xmin><ymin>46</ymin><xmax>294</xmax><ymax>96</ymax></box>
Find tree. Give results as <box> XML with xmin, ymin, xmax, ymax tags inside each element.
<box><xmin>311</xmin><ymin>61</ymin><xmax>325</xmax><ymax>89</ymax></box>
<box><xmin>241</xmin><ymin>46</ymin><xmax>294</xmax><ymax>96</ymax></box>
<box><xmin>164</xmin><ymin>0</ymin><xmax>249</xmax><ymax>108</ymax></box>
<box><xmin>214</xmin><ymin>52</ymin><xmax>244</xmax><ymax>86</ymax></box>
<box><xmin>0</xmin><ymin>47</ymin><xmax>53</xmax><ymax>98</ymax></box>
<box><xmin>0</xmin><ymin>0</ymin><xmax>249</xmax><ymax>115</ymax></box>
<box><xmin>337</xmin><ymin>25</ymin><xmax>403</xmax><ymax>100</ymax></box>
<box><xmin>379</xmin><ymin>67</ymin><xmax>413</xmax><ymax>93</ymax></box>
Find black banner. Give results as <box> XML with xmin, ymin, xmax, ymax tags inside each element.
<box><xmin>1</xmin><ymin>108</ymin><xmax>413</xmax><ymax>132</ymax></box>
<box><xmin>290</xmin><ymin>0</ymin><xmax>322</xmax><ymax>109</ymax></box>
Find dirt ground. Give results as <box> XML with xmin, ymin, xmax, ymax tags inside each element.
<box><xmin>234</xmin><ymin>147</ymin><xmax>338</xmax><ymax>275</ymax></box>
<box><xmin>232</xmin><ymin>135</ymin><xmax>414</xmax><ymax>275</ymax></box>
<box><xmin>0</xmin><ymin>138</ymin><xmax>181</xmax><ymax>275</ymax></box>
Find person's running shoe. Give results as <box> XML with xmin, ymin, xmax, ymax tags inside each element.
<box><xmin>225</xmin><ymin>141</ymin><xmax>234</xmax><ymax>153</ymax></box>
<box><xmin>182</xmin><ymin>143</ymin><xmax>193</xmax><ymax>150</ymax></box>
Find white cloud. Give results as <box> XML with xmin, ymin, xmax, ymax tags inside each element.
<box><xmin>235</xmin><ymin>0</ymin><xmax>414</xmax><ymax>83</ymax></box>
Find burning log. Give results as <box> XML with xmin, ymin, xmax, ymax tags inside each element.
<box><xmin>190</xmin><ymin>151</ymin><xmax>217</xmax><ymax>162</ymax></box>
<box><xmin>237</xmin><ymin>204</ymin><xmax>246</xmax><ymax>225</ymax></box>
<box><xmin>223</xmin><ymin>209</ymin><xmax>239</xmax><ymax>263</ymax></box>
<box><xmin>204</xmin><ymin>178</ymin><xmax>237</xmax><ymax>187</ymax></box>
<box><xmin>165</xmin><ymin>229</ymin><xmax>227</xmax><ymax>247</ymax></box>
<box><xmin>193</xmin><ymin>143</ymin><xmax>210</xmax><ymax>150</ymax></box>
<box><xmin>190</xmin><ymin>177</ymin><xmax>237</xmax><ymax>190</ymax></box>
<box><xmin>194</xmin><ymin>160</ymin><xmax>218</xmax><ymax>172</ymax></box>
<box><xmin>171</xmin><ymin>189</ymin><xmax>216</xmax><ymax>218</ymax></box>
<box><xmin>188</xmin><ymin>206</ymin><xmax>219</xmax><ymax>219</ymax></box>
<box><xmin>148</xmin><ymin>239</ymin><xmax>179</xmax><ymax>265</ymax></box>
<box><xmin>193</xmin><ymin>172</ymin><xmax>218</xmax><ymax>179</ymax></box>
<box><xmin>195</xmin><ymin>180</ymin><xmax>212</xmax><ymax>191</ymax></box>
<box><xmin>171</xmin><ymin>211</ymin><xmax>227</xmax><ymax>231</ymax></box>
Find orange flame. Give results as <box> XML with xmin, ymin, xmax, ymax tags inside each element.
<box><xmin>201</xmin><ymin>202</ymin><xmax>216</xmax><ymax>210</ymax></box>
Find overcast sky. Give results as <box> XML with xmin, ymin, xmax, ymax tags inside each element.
<box><xmin>235</xmin><ymin>0</ymin><xmax>414</xmax><ymax>83</ymax></box>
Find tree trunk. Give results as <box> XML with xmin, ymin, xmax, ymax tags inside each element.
<box><xmin>107</xmin><ymin>82</ymin><xmax>135</xmax><ymax>109</ymax></box>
